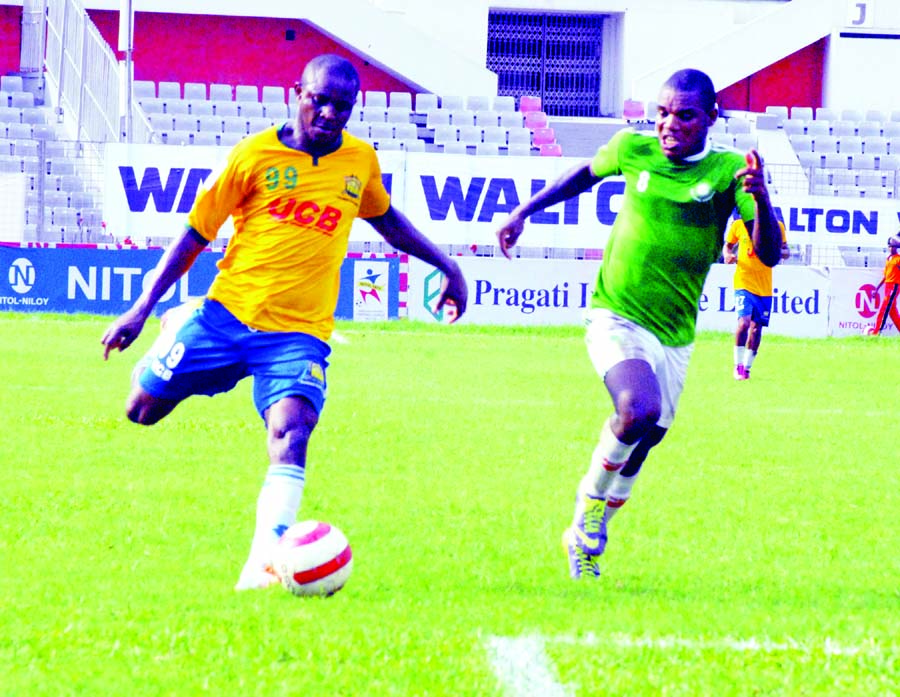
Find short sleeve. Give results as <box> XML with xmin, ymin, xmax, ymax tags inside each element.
<box><xmin>590</xmin><ymin>128</ymin><xmax>631</xmax><ymax>179</ymax></box>
<box><xmin>357</xmin><ymin>148</ymin><xmax>391</xmax><ymax>219</ymax></box>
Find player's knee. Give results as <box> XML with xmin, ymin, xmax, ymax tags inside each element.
<box><xmin>267</xmin><ymin>398</ymin><xmax>319</xmax><ymax>451</ymax></box>
<box><xmin>124</xmin><ymin>391</ymin><xmax>171</xmax><ymax>426</ymax></box>
<box><xmin>616</xmin><ymin>399</ymin><xmax>661</xmax><ymax>439</ymax></box>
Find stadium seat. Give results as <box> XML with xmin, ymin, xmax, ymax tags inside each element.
<box><xmin>805</xmin><ymin>120</ymin><xmax>830</xmax><ymax>137</ymax></box>
<box><xmin>863</xmin><ymin>137</ymin><xmax>888</xmax><ymax>155</ymax></box>
<box><xmin>166</xmin><ymin>100</ymin><xmax>191</xmax><ymax>115</ymax></box>
<box><xmin>796</xmin><ymin>151</ymin><xmax>821</xmax><ymax>169</ymax></box>
<box><xmin>247</xmin><ymin>117</ymin><xmax>274</xmax><ymax>133</ymax></box>
<box><xmin>449</xmin><ymin>109</ymin><xmax>476</xmax><ymax>126</ymax></box>
<box><xmin>506</xmin><ymin>127</ymin><xmax>532</xmax><ymax>146</ymax></box>
<box><xmin>0</xmin><ymin>75</ymin><xmax>23</xmax><ymax>93</ymax></box>
<box><xmin>765</xmin><ymin>105</ymin><xmax>788</xmax><ymax>123</ymax></box>
<box><xmin>222</xmin><ymin>116</ymin><xmax>248</xmax><ymax>135</ymax></box>
<box><xmin>239</xmin><ymin>102</ymin><xmax>264</xmax><ymax>118</ymax></box>
<box><xmin>499</xmin><ymin>111</ymin><xmax>524</xmax><ymax>129</ymax></box>
<box><xmin>791</xmin><ymin>106</ymin><xmax>813</xmax><ymax>121</ymax></box>
<box><xmin>726</xmin><ymin>118</ymin><xmax>751</xmax><ymax>134</ymax></box>
<box><xmin>883</xmin><ymin>122</ymin><xmax>900</xmax><ymax>138</ymax></box>
<box><xmin>346</xmin><ymin>121</ymin><xmax>369</xmax><ymax>139</ymax></box>
<box><xmin>166</xmin><ymin>129</ymin><xmax>192</xmax><ymax>146</ymax></box>
<box><xmin>174</xmin><ymin>114</ymin><xmax>199</xmax><ymax>132</ymax></box>
<box><xmin>782</xmin><ymin>119</ymin><xmax>806</xmax><ymax>136</ymax></box>
<box><xmin>518</xmin><ymin>95</ymin><xmax>542</xmax><ymax>113</ymax></box>
<box><xmin>838</xmin><ymin>136</ymin><xmax>863</xmax><ymax>154</ymax></box>
<box><xmin>369</xmin><ymin>122</ymin><xmax>394</xmax><ymax>142</ymax></box>
<box><xmin>857</xmin><ymin>170</ymin><xmax>884</xmax><ymax>188</ymax></box>
<box><xmin>386</xmin><ymin>106</ymin><xmax>411</xmax><ymax>124</ymax></box>
<box><xmin>198</xmin><ymin>115</ymin><xmax>224</xmax><ymax>133</ymax></box>
<box><xmin>474</xmin><ymin>110</ymin><xmax>499</xmax><ymax>127</ymax></box>
<box><xmin>475</xmin><ymin>142</ymin><xmax>500</xmax><ymax>156</ymax></box>
<box><xmin>133</xmin><ymin>80</ymin><xmax>156</xmax><ymax>100</ymax></box>
<box><xmin>191</xmin><ymin>131</ymin><xmax>219</xmax><ymax>145</ymax></box>
<box><xmin>183</xmin><ymin>82</ymin><xmax>207</xmax><ymax>101</ymax></box>
<box><xmin>857</xmin><ymin>121</ymin><xmax>882</xmax><ymax>138</ymax></box>
<box><xmin>831</xmin><ymin>121</ymin><xmax>856</xmax><ymax>137</ymax></box>
<box><xmin>21</xmin><ymin>109</ymin><xmax>45</xmax><ymax>126</ymax></box>
<box><xmin>393</xmin><ymin>122</ymin><xmax>417</xmax><ymax>140</ymax></box>
<box><xmin>865</xmin><ymin>109</ymin><xmax>887</xmax><ymax>123</ymax></box>
<box><xmin>482</xmin><ymin>126</ymin><xmax>507</xmax><ymax>146</ymax></box>
<box><xmin>815</xmin><ymin>107</ymin><xmax>837</xmax><ymax>122</ymax></box>
<box><xmin>733</xmin><ymin>133</ymin><xmax>758</xmax><ymax>151</ymax></box>
<box><xmin>823</xmin><ymin>152</ymin><xmax>850</xmax><ymax>169</ymax></box>
<box><xmin>158</xmin><ymin>81</ymin><xmax>181</xmax><ymax>100</ymax></box>
<box><xmin>841</xmin><ymin>109</ymin><xmax>863</xmax><ymax>122</ymax></box>
<box><xmin>457</xmin><ymin>125</ymin><xmax>483</xmax><ymax>145</ymax></box>
<box><xmin>261</xmin><ymin>86</ymin><xmax>285</xmax><ymax>104</ymax></box>
<box><xmin>0</xmin><ymin>106</ymin><xmax>20</xmax><ymax>123</ymax></box>
<box><xmin>214</xmin><ymin>101</ymin><xmax>240</xmax><ymax>117</ymax></box>
<box><xmin>531</xmin><ymin>127</ymin><xmax>555</xmax><ymax>146</ymax></box>
<box><xmin>425</xmin><ymin>109</ymin><xmax>450</xmax><ymax>128</ymax></box>
<box><xmin>10</xmin><ymin>92</ymin><xmax>34</xmax><ymax>109</ymax></box>
<box><xmin>264</xmin><ymin>103</ymin><xmax>288</xmax><ymax>120</ymax></box>
<box><xmin>0</xmin><ymin>155</ymin><xmax>20</xmax><ymax>172</ymax></box>
<box><xmin>813</xmin><ymin>135</ymin><xmax>838</xmax><ymax>153</ymax></box>
<box><xmin>389</xmin><ymin>91</ymin><xmax>412</xmax><ymax>110</ymax></box>
<box><xmin>235</xmin><ymin>85</ymin><xmax>259</xmax><ymax>102</ymax></box>
<box><xmin>6</xmin><ymin>122</ymin><xmax>32</xmax><ymax>139</ymax></box>
<box><xmin>539</xmin><ymin>142</ymin><xmax>562</xmax><ymax>157</ymax></box>
<box><xmin>364</xmin><ymin>91</ymin><xmax>387</xmax><ymax>108</ymax></box>
<box><xmin>401</xmin><ymin>138</ymin><xmax>425</xmax><ymax>152</ymax></box>
<box><xmin>878</xmin><ymin>154</ymin><xmax>900</xmax><ymax>171</ymax></box>
<box><xmin>361</xmin><ymin>105</ymin><xmax>386</xmax><ymax>123</ymax></box>
<box><xmin>376</xmin><ymin>139</ymin><xmax>402</xmax><ymax>151</ymax></box>
<box><xmin>623</xmin><ymin>99</ymin><xmax>645</xmax><ymax>120</ymax></box>
<box><xmin>851</xmin><ymin>153</ymin><xmax>876</xmax><ymax>169</ymax></box>
<box><xmin>31</xmin><ymin>124</ymin><xmax>55</xmax><ymax>141</ymax></box>
<box><xmin>432</xmin><ymin>124</ymin><xmax>458</xmax><ymax>146</ymax></box>
<box><xmin>209</xmin><ymin>83</ymin><xmax>233</xmax><ymax>101</ymax></box>
<box><xmin>465</xmin><ymin>95</ymin><xmax>491</xmax><ymax>112</ymax></box>
<box><xmin>189</xmin><ymin>101</ymin><xmax>214</xmax><ymax>116</ymax></box>
<box><xmin>414</xmin><ymin>93</ymin><xmax>438</xmax><ymax>113</ymax></box>
<box><xmin>711</xmin><ymin>132</ymin><xmax>733</xmax><ymax>148</ymax></box>
<box><xmin>523</xmin><ymin>111</ymin><xmax>549</xmax><ymax>129</ymax></box>
<box><xmin>442</xmin><ymin>141</ymin><xmax>467</xmax><ymax>154</ymax></box>
<box><xmin>492</xmin><ymin>96</ymin><xmax>515</xmax><ymax>113</ymax></box>
<box><xmin>789</xmin><ymin>135</ymin><xmax>813</xmax><ymax>152</ymax></box>
<box><xmin>440</xmin><ymin>95</ymin><xmax>465</xmax><ymax>111</ymax></box>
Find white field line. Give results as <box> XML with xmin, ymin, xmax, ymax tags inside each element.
<box><xmin>487</xmin><ymin>633</ymin><xmax>896</xmax><ymax>697</ymax></box>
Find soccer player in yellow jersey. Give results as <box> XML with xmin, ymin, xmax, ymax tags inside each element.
<box><xmin>101</xmin><ymin>55</ymin><xmax>468</xmax><ymax>590</ymax></box>
<box><xmin>723</xmin><ymin>218</ymin><xmax>789</xmax><ymax>380</ymax></box>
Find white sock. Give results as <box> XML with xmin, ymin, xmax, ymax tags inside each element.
<box><xmin>578</xmin><ymin>418</ymin><xmax>636</xmax><ymax>501</ymax></box>
<box><xmin>734</xmin><ymin>345</ymin><xmax>745</xmax><ymax>367</ymax></box>
<box><xmin>243</xmin><ymin>463</ymin><xmax>305</xmax><ymax>571</ymax></box>
<box><xmin>743</xmin><ymin>349</ymin><xmax>757</xmax><ymax>371</ymax></box>
<box><xmin>604</xmin><ymin>472</ymin><xmax>638</xmax><ymax>524</ymax></box>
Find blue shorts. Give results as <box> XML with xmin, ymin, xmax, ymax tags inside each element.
<box><xmin>138</xmin><ymin>299</ymin><xmax>331</xmax><ymax>418</ymax></box>
<box><xmin>734</xmin><ymin>289</ymin><xmax>773</xmax><ymax>326</ymax></box>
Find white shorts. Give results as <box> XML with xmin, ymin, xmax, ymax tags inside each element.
<box><xmin>584</xmin><ymin>308</ymin><xmax>693</xmax><ymax>428</ymax></box>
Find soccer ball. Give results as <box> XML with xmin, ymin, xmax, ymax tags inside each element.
<box><xmin>273</xmin><ymin>520</ymin><xmax>353</xmax><ymax>597</ymax></box>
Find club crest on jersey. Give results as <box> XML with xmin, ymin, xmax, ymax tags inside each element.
<box><xmin>690</xmin><ymin>181</ymin><xmax>715</xmax><ymax>202</ymax></box>
<box><xmin>343</xmin><ymin>175</ymin><xmax>362</xmax><ymax>200</ymax></box>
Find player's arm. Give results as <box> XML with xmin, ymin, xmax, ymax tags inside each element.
<box><xmin>367</xmin><ymin>205</ymin><xmax>468</xmax><ymax>320</ymax></box>
<box><xmin>722</xmin><ymin>241</ymin><xmax>738</xmax><ymax>264</ymax></box>
<box><xmin>780</xmin><ymin>242</ymin><xmax>791</xmax><ymax>261</ymax></box>
<box><xmin>101</xmin><ymin>227</ymin><xmax>209</xmax><ymax>358</ymax></box>
<box><xmin>496</xmin><ymin>161</ymin><xmax>601</xmax><ymax>259</ymax></box>
<box><xmin>736</xmin><ymin>150</ymin><xmax>781</xmax><ymax>268</ymax></box>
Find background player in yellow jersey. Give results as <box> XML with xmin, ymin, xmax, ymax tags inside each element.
<box><xmin>101</xmin><ymin>54</ymin><xmax>468</xmax><ymax>590</ymax></box>
<box><xmin>723</xmin><ymin>218</ymin><xmax>789</xmax><ymax>380</ymax></box>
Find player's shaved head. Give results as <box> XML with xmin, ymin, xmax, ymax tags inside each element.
<box><xmin>302</xmin><ymin>54</ymin><xmax>360</xmax><ymax>94</ymax></box>
<box><xmin>663</xmin><ymin>69</ymin><xmax>717</xmax><ymax>113</ymax></box>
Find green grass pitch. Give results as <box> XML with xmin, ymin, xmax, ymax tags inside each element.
<box><xmin>1</xmin><ymin>312</ymin><xmax>898</xmax><ymax>696</ymax></box>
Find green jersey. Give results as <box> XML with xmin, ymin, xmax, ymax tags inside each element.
<box><xmin>590</xmin><ymin>129</ymin><xmax>756</xmax><ymax>346</ymax></box>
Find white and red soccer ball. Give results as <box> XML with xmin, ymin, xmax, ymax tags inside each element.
<box><xmin>273</xmin><ymin>520</ymin><xmax>353</xmax><ymax>597</ymax></box>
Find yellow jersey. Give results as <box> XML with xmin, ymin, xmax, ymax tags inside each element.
<box><xmin>726</xmin><ymin>219</ymin><xmax>787</xmax><ymax>296</ymax></box>
<box><xmin>188</xmin><ymin>127</ymin><xmax>390</xmax><ymax>339</ymax></box>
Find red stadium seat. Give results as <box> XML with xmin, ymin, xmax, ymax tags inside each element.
<box><xmin>539</xmin><ymin>143</ymin><xmax>562</xmax><ymax>157</ymax></box>
<box><xmin>519</xmin><ymin>95</ymin><xmax>542</xmax><ymax>113</ymax></box>
<box><xmin>523</xmin><ymin>111</ymin><xmax>549</xmax><ymax>129</ymax></box>
<box><xmin>531</xmin><ymin>127</ymin><xmax>555</xmax><ymax>146</ymax></box>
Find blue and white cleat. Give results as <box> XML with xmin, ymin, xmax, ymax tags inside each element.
<box><xmin>571</xmin><ymin>493</ymin><xmax>608</xmax><ymax>556</ymax></box>
<box><xmin>562</xmin><ymin>527</ymin><xmax>600</xmax><ymax>579</ymax></box>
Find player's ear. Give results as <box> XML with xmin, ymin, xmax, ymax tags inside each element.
<box><xmin>707</xmin><ymin>102</ymin><xmax>719</xmax><ymax>125</ymax></box>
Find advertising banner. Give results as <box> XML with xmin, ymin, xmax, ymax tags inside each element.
<box><xmin>0</xmin><ymin>245</ymin><xmax>400</xmax><ymax>321</ymax></box>
<box><xmin>828</xmin><ymin>266</ymin><xmax>897</xmax><ymax>337</ymax></box>
<box><xmin>408</xmin><ymin>257</ymin><xmax>830</xmax><ymax>336</ymax></box>
<box><xmin>102</xmin><ymin>145</ymin><xmax>900</xmax><ymax>247</ymax></box>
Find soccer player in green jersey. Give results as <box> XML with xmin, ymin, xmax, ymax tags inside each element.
<box><xmin>495</xmin><ymin>69</ymin><xmax>781</xmax><ymax>579</ymax></box>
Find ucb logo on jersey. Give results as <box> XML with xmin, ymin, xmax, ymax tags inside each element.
<box><xmin>268</xmin><ymin>198</ymin><xmax>343</xmax><ymax>234</ymax></box>
<box><xmin>119</xmin><ymin>166</ymin><xmax>213</xmax><ymax>214</ymax></box>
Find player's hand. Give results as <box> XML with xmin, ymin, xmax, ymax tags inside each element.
<box><xmin>723</xmin><ymin>250</ymin><xmax>737</xmax><ymax>264</ymax></box>
<box><xmin>496</xmin><ymin>214</ymin><xmax>525</xmax><ymax>259</ymax></box>
<box><xmin>101</xmin><ymin>310</ymin><xmax>147</xmax><ymax>360</ymax></box>
<box><xmin>436</xmin><ymin>261</ymin><xmax>468</xmax><ymax>323</ymax></box>
<box><xmin>736</xmin><ymin>149</ymin><xmax>769</xmax><ymax>199</ymax></box>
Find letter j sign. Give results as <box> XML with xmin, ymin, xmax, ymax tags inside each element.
<box><xmin>848</xmin><ymin>1</ymin><xmax>873</xmax><ymax>27</ymax></box>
